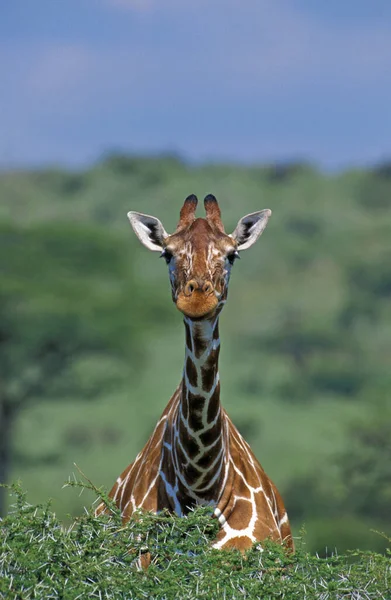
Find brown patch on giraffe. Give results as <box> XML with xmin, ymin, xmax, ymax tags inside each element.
<box><xmin>221</xmin><ymin>536</ymin><xmax>254</xmax><ymax>551</ymax></box>
<box><xmin>186</xmin><ymin>357</ymin><xmax>198</xmax><ymax>387</ymax></box>
<box><xmin>187</xmin><ymin>393</ymin><xmax>205</xmax><ymax>430</ymax></box>
<box><xmin>280</xmin><ymin>520</ymin><xmax>294</xmax><ymax>551</ymax></box>
<box><xmin>182</xmin><ymin>461</ymin><xmax>204</xmax><ymax>484</ymax></box>
<box><xmin>207</xmin><ymin>382</ymin><xmax>220</xmax><ymax>422</ymax></box>
<box><xmin>175</xmin><ymin>439</ymin><xmax>189</xmax><ymax>468</ymax></box>
<box><xmin>253</xmin><ymin>516</ymin><xmax>280</xmax><ymax>544</ymax></box>
<box><xmin>193</xmin><ymin>472</ymin><xmax>207</xmax><ymax>489</ymax></box>
<box><xmin>199</xmin><ymin>418</ymin><xmax>221</xmax><ymax>446</ymax></box>
<box><xmin>196</xmin><ymin>461</ymin><xmax>223</xmax><ymax>492</ymax></box>
<box><xmin>178</xmin><ymin>429</ymin><xmax>200</xmax><ymax>458</ymax></box>
<box><xmin>181</xmin><ymin>396</ymin><xmax>189</xmax><ymax>420</ymax></box>
<box><xmin>227</xmin><ymin>499</ymin><xmax>253</xmax><ymax>529</ymax></box>
<box><xmin>196</xmin><ymin>448</ymin><xmax>216</xmax><ymax>469</ymax></box>
<box><xmin>157</xmin><ymin>471</ymin><xmax>172</xmax><ymax>510</ymax></box>
<box><xmin>176</xmin><ymin>480</ymin><xmax>198</xmax><ymax>511</ymax></box>
<box><xmin>184</xmin><ymin>320</ymin><xmax>193</xmax><ymax>353</ymax></box>
<box><xmin>201</xmin><ymin>348</ymin><xmax>219</xmax><ymax>392</ymax></box>
<box><xmin>161</xmin><ymin>448</ymin><xmax>177</xmax><ymax>487</ymax></box>
<box><xmin>195</xmin><ymin>469</ymin><xmax>219</xmax><ymax>492</ymax></box>
<box><xmin>193</xmin><ymin>331</ymin><xmax>208</xmax><ymax>358</ymax></box>
<box><xmin>200</xmin><ymin>447</ymin><xmax>223</xmax><ymax>474</ymax></box>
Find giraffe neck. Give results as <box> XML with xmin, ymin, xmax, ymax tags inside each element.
<box><xmin>172</xmin><ymin>315</ymin><xmax>228</xmax><ymax>508</ymax></box>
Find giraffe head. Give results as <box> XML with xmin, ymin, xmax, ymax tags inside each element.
<box><xmin>128</xmin><ymin>195</ymin><xmax>271</xmax><ymax>320</ymax></box>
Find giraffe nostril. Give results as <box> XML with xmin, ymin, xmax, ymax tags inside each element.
<box><xmin>184</xmin><ymin>280</ymin><xmax>198</xmax><ymax>296</ymax></box>
<box><xmin>203</xmin><ymin>281</ymin><xmax>214</xmax><ymax>295</ymax></box>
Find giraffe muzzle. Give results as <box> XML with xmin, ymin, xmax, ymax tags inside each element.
<box><xmin>177</xmin><ymin>279</ymin><xmax>218</xmax><ymax>318</ymax></box>
<box><xmin>184</xmin><ymin>279</ymin><xmax>214</xmax><ymax>297</ymax></box>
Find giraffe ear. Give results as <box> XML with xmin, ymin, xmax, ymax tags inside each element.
<box><xmin>127</xmin><ymin>211</ymin><xmax>169</xmax><ymax>251</ymax></box>
<box><xmin>230</xmin><ymin>209</ymin><xmax>271</xmax><ymax>251</ymax></box>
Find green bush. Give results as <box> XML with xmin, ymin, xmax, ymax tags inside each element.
<box><xmin>0</xmin><ymin>485</ymin><xmax>390</xmax><ymax>600</ymax></box>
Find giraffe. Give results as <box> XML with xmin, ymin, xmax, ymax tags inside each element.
<box><xmin>97</xmin><ymin>194</ymin><xmax>293</xmax><ymax>553</ymax></box>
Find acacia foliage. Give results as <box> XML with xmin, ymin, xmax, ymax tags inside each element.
<box><xmin>0</xmin><ymin>485</ymin><xmax>390</xmax><ymax>600</ymax></box>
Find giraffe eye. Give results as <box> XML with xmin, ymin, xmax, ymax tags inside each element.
<box><xmin>160</xmin><ymin>249</ymin><xmax>173</xmax><ymax>264</ymax></box>
<box><xmin>227</xmin><ymin>250</ymin><xmax>240</xmax><ymax>265</ymax></box>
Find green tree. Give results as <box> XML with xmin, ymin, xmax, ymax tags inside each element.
<box><xmin>0</xmin><ymin>222</ymin><xmax>145</xmax><ymax>515</ymax></box>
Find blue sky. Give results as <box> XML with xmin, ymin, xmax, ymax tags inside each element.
<box><xmin>1</xmin><ymin>0</ymin><xmax>390</xmax><ymax>169</ymax></box>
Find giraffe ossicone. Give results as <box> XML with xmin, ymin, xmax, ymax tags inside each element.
<box><xmin>97</xmin><ymin>194</ymin><xmax>293</xmax><ymax>552</ymax></box>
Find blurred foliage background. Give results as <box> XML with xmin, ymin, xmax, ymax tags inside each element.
<box><xmin>1</xmin><ymin>154</ymin><xmax>390</xmax><ymax>554</ymax></box>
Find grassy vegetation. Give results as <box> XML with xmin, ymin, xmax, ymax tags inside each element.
<box><xmin>1</xmin><ymin>155</ymin><xmax>391</xmax><ymax>555</ymax></box>
<box><xmin>1</xmin><ymin>484</ymin><xmax>390</xmax><ymax>599</ymax></box>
